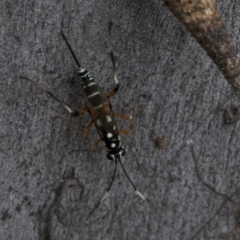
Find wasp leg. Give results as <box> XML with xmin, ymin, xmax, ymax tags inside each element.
<box><xmin>53</xmin><ymin>116</ymin><xmax>82</xmax><ymax>136</ymax></box>
<box><xmin>83</xmin><ymin>120</ymin><xmax>94</xmax><ymax>137</ymax></box>
<box><xmin>69</xmin><ymin>138</ymin><xmax>102</xmax><ymax>154</ymax></box>
<box><xmin>114</xmin><ymin>112</ymin><xmax>132</xmax><ymax>121</ymax></box>
<box><xmin>114</xmin><ymin>94</ymin><xmax>140</xmax><ymax>120</ymax></box>
<box><xmin>115</xmin><ymin>96</ymin><xmax>140</xmax><ymax>135</ymax></box>
<box><xmin>107</xmin><ymin>86</ymin><xmax>119</xmax><ymax>99</ymax></box>
<box><xmin>107</xmin><ymin>22</ymin><xmax>119</xmax><ymax>99</ymax></box>
<box><xmin>20</xmin><ymin>76</ymin><xmax>86</xmax><ymax>116</ymax></box>
<box><xmin>119</xmin><ymin>128</ymin><xmax>136</xmax><ymax>135</ymax></box>
<box><xmin>115</xmin><ymin>112</ymin><xmax>137</xmax><ymax>135</ymax></box>
<box><xmin>71</xmin><ymin>107</ymin><xmax>86</xmax><ymax>117</ymax></box>
<box><xmin>114</xmin><ymin>102</ymin><xmax>138</xmax><ymax>121</ymax></box>
<box><xmin>54</xmin><ymin>116</ymin><xmax>94</xmax><ymax>138</ymax></box>
<box><xmin>118</xmin><ymin>113</ymin><xmax>138</xmax><ymax>135</ymax></box>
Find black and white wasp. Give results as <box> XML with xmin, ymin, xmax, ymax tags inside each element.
<box><xmin>21</xmin><ymin>23</ymin><xmax>145</xmax><ymax>211</ymax></box>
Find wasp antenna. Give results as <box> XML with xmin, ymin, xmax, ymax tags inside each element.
<box><xmin>85</xmin><ymin>159</ymin><xmax>118</xmax><ymax>221</ymax></box>
<box><xmin>60</xmin><ymin>30</ymin><xmax>81</xmax><ymax>68</ymax></box>
<box><xmin>108</xmin><ymin>22</ymin><xmax>119</xmax><ymax>87</ymax></box>
<box><xmin>100</xmin><ymin>191</ymin><xmax>109</xmax><ymax>203</ymax></box>
<box><xmin>135</xmin><ymin>190</ymin><xmax>146</xmax><ymax>200</ymax></box>
<box><xmin>118</xmin><ymin>157</ymin><xmax>145</xmax><ymax>200</ymax></box>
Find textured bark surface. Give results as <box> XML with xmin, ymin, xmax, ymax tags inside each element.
<box><xmin>164</xmin><ymin>0</ymin><xmax>240</xmax><ymax>101</ymax></box>
<box><xmin>1</xmin><ymin>0</ymin><xmax>240</xmax><ymax>239</ymax></box>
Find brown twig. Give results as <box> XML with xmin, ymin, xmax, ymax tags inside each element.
<box><xmin>164</xmin><ymin>0</ymin><xmax>240</xmax><ymax>100</ymax></box>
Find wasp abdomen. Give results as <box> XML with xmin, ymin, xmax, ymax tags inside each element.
<box><xmin>79</xmin><ymin>67</ymin><xmax>104</xmax><ymax>110</ymax></box>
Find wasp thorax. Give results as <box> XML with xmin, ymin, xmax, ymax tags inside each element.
<box><xmin>105</xmin><ymin>136</ymin><xmax>121</xmax><ymax>150</ymax></box>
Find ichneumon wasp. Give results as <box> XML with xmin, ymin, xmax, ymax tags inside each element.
<box><xmin>20</xmin><ymin>23</ymin><xmax>145</xmax><ymax>215</ymax></box>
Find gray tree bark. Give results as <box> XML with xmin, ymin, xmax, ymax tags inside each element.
<box><xmin>1</xmin><ymin>0</ymin><xmax>240</xmax><ymax>239</ymax></box>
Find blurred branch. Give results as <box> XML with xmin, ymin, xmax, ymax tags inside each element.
<box><xmin>164</xmin><ymin>0</ymin><xmax>240</xmax><ymax>100</ymax></box>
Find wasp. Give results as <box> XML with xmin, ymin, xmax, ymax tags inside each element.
<box><xmin>21</xmin><ymin>23</ymin><xmax>145</xmax><ymax>208</ymax></box>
